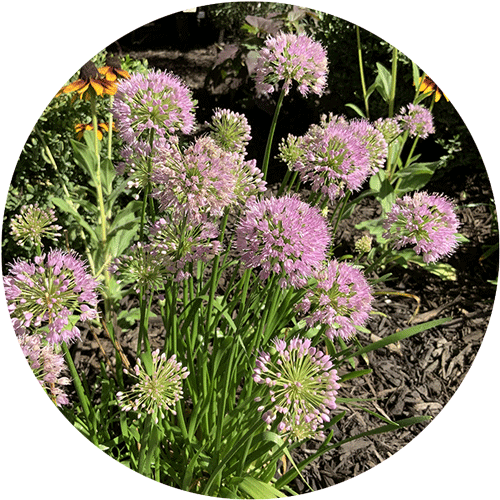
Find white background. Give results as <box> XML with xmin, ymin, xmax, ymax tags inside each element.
<box><xmin>1</xmin><ymin>1</ymin><xmax>498</xmax><ymax>498</ymax></box>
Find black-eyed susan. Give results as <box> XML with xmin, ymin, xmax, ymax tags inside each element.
<box><xmin>418</xmin><ymin>74</ymin><xmax>449</xmax><ymax>102</ymax></box>
<box><xmin>56</xmin><ymin>61</ymin><xmax>117</xmax><ymax>100</ymax></box>
<box><xmin>75</xmin><ymin>121</ymin><xmax>114</xmax><ymax>140</ymax></box>
<box><xmin>98</xmin><ymin>55</ymin><xmax>130</xmax><ymax>82</ymax></box>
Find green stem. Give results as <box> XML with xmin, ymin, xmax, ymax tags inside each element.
<box><xmin>138</xmin><ymin>129</ymin><xmax>156</xmax><ymax>241</ymax></box>
<box><xmin>62</xmin><ymin>342</ymin><xmax>97</xmax><ymax>444</ymax></box>
<box><xmin>262</xmin><ymin>85</ymin><xmax>287</xmax><ymax>180</ymax></box>
<box><xmin>34</xmin><ymin>126</ymin><xmax>95</xmax><ymax>274</ymax></box>
<box><xmin>90</xmin><ymin>93</ymin><xmax>108</xmax><ymax>246</ymax></box>
<box><xmin>388</xmin><ymin>47</ymin><xmax>398</xmax><ymax>118</ymax></box>
<box><xmin>277</xmin><ymin>168</ymin><xmax>293</xmax><ymax>197</ymax></box>
<box><xmin>137</xmin><ymin>287</ymin><xmax>153</xmax><ymax>357</ymax></box>
<box><xmin>90</xmin><ymin>93</ymin><xmax>113</xmax><ymax>319</ymax></box>
<box><xmin>107</xmin><ymin>95</ymin><xmax>114</xmax><ymax>160</ymax></box>
<box><xmin>331</xmin><ymin>192</ymin><xmax>351</xmax><ymax>238</ymax></box>
<box><xmin>356</xmin><ymin>26</ymin><xmax>370</xmax><ymax>119</ymax></box>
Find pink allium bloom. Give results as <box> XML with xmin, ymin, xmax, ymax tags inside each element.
<box><xmin>4</xmin><ymin>249</ymin><xmax>99</xmax><ymax>344</ymax></box>
<box><xmin>151</xmin><ymin>136</ymin><xmax>266</xmax><ymax>221</ymax></box>
<box><xmin>18</xmin><ymin>333</ymin><xmax>71</xmax><ymax>406</ymax></box>
<box><xmin>10</xmin><ymin>203</ymin><xmax>62</xmax><ymax>247</ymax></box>
<box><xmin>253</xmin><ymin>336</ymin><xmax>340</xmax><ymax>441</ymax></box>
<box><xmin>297</xmin><ymin>260</ymin><xmax>373</xmax><ymax>340</ymax></box>
<box><xmin>397</xmin><ymin>103</ymin><xmax>435</xmax><ymax>139</ymax></box>
<box><xmin>117</xmin><ymin>349</ymin><xmax>189</xmax><ymax>422</ymax></box>
<box><xmin>382</xmin><ymin>191</ymin><xmax>460</xmax><ymax>263</ymax></box>
<box><xmin>255</xmin><ymin>32</ymin><xmax>329</xmax><ymax>97</ymax></box>
<box><xmin>112</xmin><ymin>69</ymin><xmax>196</xmax><ymax>144</ymax></box>
<box><xmin>235</xmin><ymin>195</ymin><xmax>330</xmax><ymax>288</ymax></box>
<box><xmin>208</xmin><ymin>108</ymin><xmax>252</xmax><ymax>154</ymax></box>
<box><xmin>348</xmin><ymin>118</ymin><xmax>388</xmax><ymax>174</ymax></box>
<box><xmin>279</xmin><ymin>116</ymin><xmax>372</xmax><ymax>201</ymax></box>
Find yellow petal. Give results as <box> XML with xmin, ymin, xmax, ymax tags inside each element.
<box><xmin>117</xmin><ymin>68</ymin><xmax>131</xmax><ymax>79</ymax></box>
<box><xmin>90</xmin><ymin>79</ymin><xmax>105</xmax><ymax>96</ymax></box>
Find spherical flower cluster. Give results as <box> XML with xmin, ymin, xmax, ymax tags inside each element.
<box><xmin>18</xmin><ymin>333</ymin><xmax>71</xmax><ymax>406</ymax></box>
<box><xmin>148</xmin><ymin>211</ymin><xmax>222</xmax><ymax>281</ymax></box>
<box><xmin>253</xmin><ymin>337</ymin><xmax>340</xmax><ymax>441</ymax></box>
<box><xmin>208</xmin><ymin>108</ymin><xmax>252</xmax><ymax>154</ymax></box>
<box><xmin>374</xmin><ymin>117</ymin><xmax>402</xmax><ymax>144</ymax></box>
<box><xmin>382</xmin><ymin>191</ymin><xmax>460</xmax><ymax>263</ymax></box>
<box><xmin>297</xmin><ymin>260</ymin><xmax>373</xmax><ymax>340</ymax></box>
<box><xmin>110</xmin><ymin>211</ymin><xmax>222</xmax><ymax>287</ymax></box>
<box><xmin>397</xmin><ymin>104</ymin><xmax>435</xmax><ymax>139</ymax></box>
<box><xmin>354</xmin><ymin>235</ymin><xmax>373</xmax><ymax>254</ymax></box>
<box><xmin>151</xmin><ymin>136</ymin><xmax>266</xmax><ymax>221</ymax></box>
<box><xmin>348</xmin><ymin>118</ymin><xmax>388</xmax><ymax>174</ymax></box>
<box><xmin>116</xmin><ymin>136</ymin><xmax>169</xmax><ymax>193</ymax></box>
<box><xmin>10</xmin><ymin>203</ymin><xmax>62</xmax><ymax>247</ymax></box>
<box><xmin>235</xmin><ymin>195</ymin><xmax>330</xmax><ymax>288</ymax></box>
<box><xmin>278</xmin><ymin>117</ymin><xmax>372</xmax><ymax>201</ymax></box>
<box><xmin>109</xmin><ymin>242</ymin><xmax>171</xmax><ymax>294</ymax></box>
<box><xmin>116</xmin><ymin>349</ymin><xmax>189</xmax><ymax>422</ymax></box>
<box><xmin>4</xmin><ymin>249</ymin><xmax>99</xmax><ymax>344</ymax></box>
<box><xmin>255</xmin><ymin>32</ymin><xmax>328</xmax><ymax>97</ymax></box>
<box><xmin>112</xmin><ymin>69</ymin><xmax>196</xmax><ymax>144</ymax></box>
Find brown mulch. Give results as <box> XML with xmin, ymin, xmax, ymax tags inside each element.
<box><xmin>70</xmin><ymin>46</ymin><xmax>498</xmax><ymax>493</ymax></box>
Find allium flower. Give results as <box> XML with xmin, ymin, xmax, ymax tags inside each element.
<box><xmin>348</xmin><ymin>118</ymin><xmax>388</xmax><ymax>173</ymax></box>
<box><xmin>354</xmin><ymin>235</ymin><xmax>373</xmax><ymax>254</ymax></box>
<box><xmin>374</xmin><ymin>117</ymin><xmax>402</xmax><ymax>144</ymax></box>
<box><xmin>112</xmin><ymin>69</ymin><xmax>196</xmax><ymax>145</ymax></box>
<box><xmin>109</xmin><ymin>242</ymin><xmax>170</xmax><ymax>294</ymax></box>
<box><xmin>253</xmin><ymin>337</ymin><xmax>340</xmax><ymax>441</ymax></box>
<box><xmin>297</xmin><ymin>260</ymin><xmax>373</xmax><ymax>340</ymax></box>
<box><xmin>152</xmin><ymin>136</ymin><xmax>266</xmax><ymax>220</ymax></box>
<box><xmin>4</xmin><ymin>250</ymin><xmax>99</xmax><ymax>344</ymax></box>
<box><xmin>397</xmin><ymin>103</ymin><xmax>435</xmax><ymax>139</ymax></box>
<box><xmin>111</xmin><ymin>211</ymin><xmax>222</xmax><ymax>286</ymax></box>
<box><xmin>18</xmin><ymin>333</ymin><xmax>71</xmax><ymax>406</ymax></box>
<box><xmin>116</xmin><ymin>136</ymin><xmax>169</xmax><ymax>193</ymax></box>
<box><xmin>255</xmin><ymin>32</ymin><xmax>328</xmax><ymax>97</ymax></box>
<box><xmin>279</xmin><ymin>116</ymin><xmax>372</xmax><ymax>201</ymax></box>
<box><xmin>116</xmin><ymin>349</ymin><xmax>189</xmax><ymax>422</ymax></box>
<box><xmin>235</xmin><ymin>195</ymin><xmax>330</xmax><ymax>288</ymax></box>
<box><xmin>10</xmin><ymin>203</ymin><xmax>62</xmax><ymax>247</ymax></box>
<box><xmin>148</xmin><ymin>211</ymin><xmax>222</xmax><ymax>281</ymax></box>
<box><xmin>208</xmin><ymin>108</ymin><xmax>252</xmax><ymax>154</ymax></box>
<box><xmin>382</xmin><ymin>191</ymin><xmax>460</xmax><ymax>263</ymax></box>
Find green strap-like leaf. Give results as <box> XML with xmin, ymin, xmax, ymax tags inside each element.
<box><xmin>348</xmin><ymin>317</ymin><xmax>451</xmax><ymax>360</ymax></box>
<box><xmin>236</xmin><ymin>476</ymin><xmax>286</xmax><ymax>499</ymax></box>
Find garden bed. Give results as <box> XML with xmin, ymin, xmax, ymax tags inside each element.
<box><xmin>67</xmin><ymin>42</ymin><xmax>497</xmax><ymax>490</ymax></box>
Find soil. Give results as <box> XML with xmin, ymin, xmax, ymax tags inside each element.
<box><xmin>70</xmin><ymin>45</ymin><xmax>498</xmax><ymax>493</ymax></box>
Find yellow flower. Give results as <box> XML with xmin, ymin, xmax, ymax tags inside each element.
<box><xmin>98</xmin><ymin>55</ymin><xmax>130</xmax><ymax>82</ymax></box>
<box><xmin>57</xmin><ymin>61</ymin><xmax>117</xmax><ymax>100</ymax></box>
<box><xmin>75</xmin><ymin>121</ymin><xmax>114</xmax><ymax>140</ymax></box>
<box><xmin>418</xmin><ymin>74</ymin><xmax>449</xmax><ymax>102</ymax></box>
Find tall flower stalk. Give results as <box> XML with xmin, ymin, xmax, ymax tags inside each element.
<box><xmin>254</xmin><ymin>32</ymin><xmax>329</xmax><ymax>180</ymax></box>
